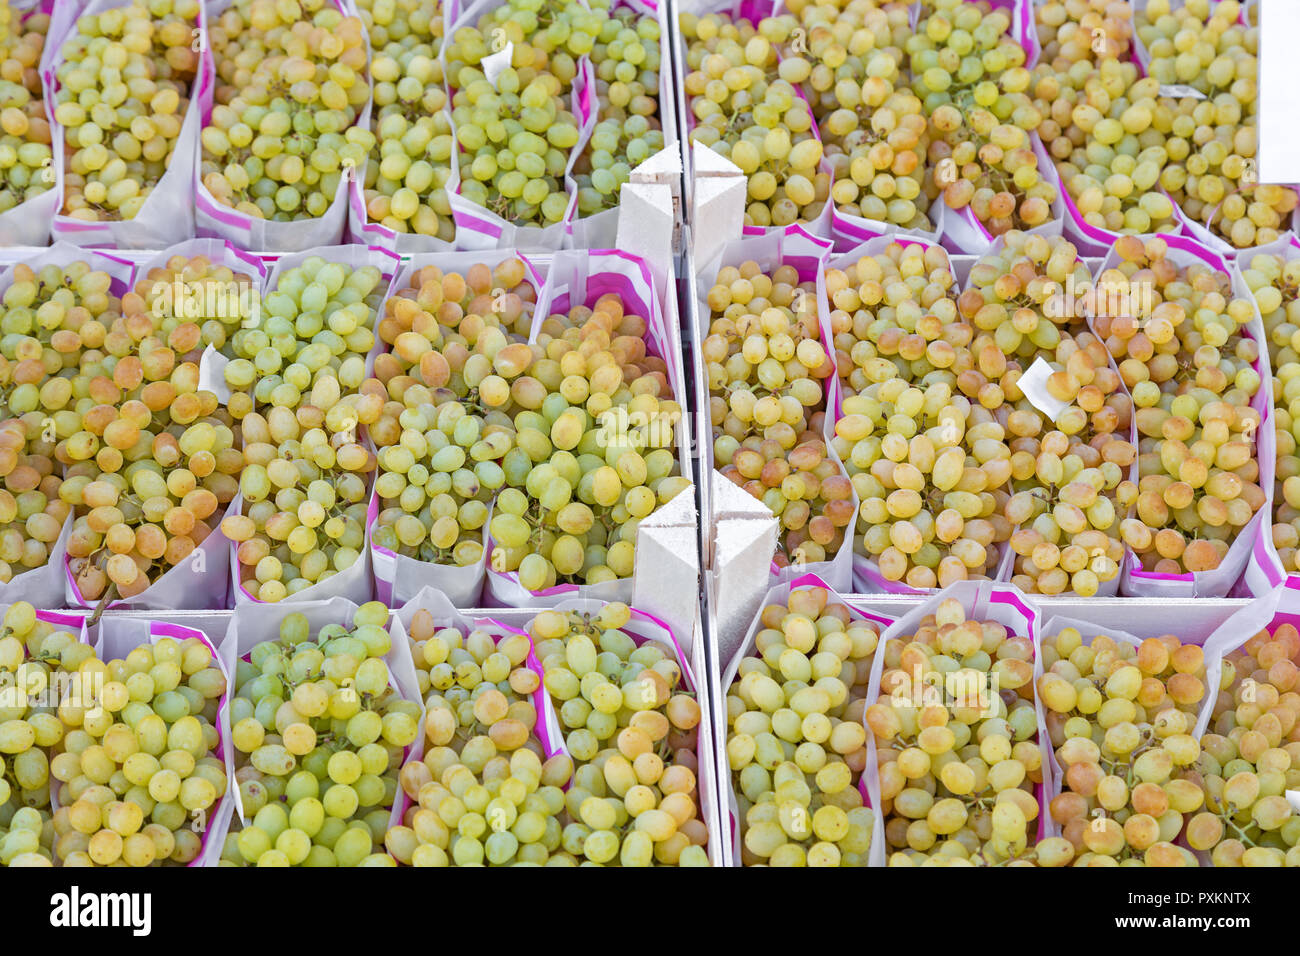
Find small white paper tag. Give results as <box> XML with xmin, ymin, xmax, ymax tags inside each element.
<box><xmin>1017</xmin><ymin>357</ymin><xmax>1069</xmax><ymax>420</ymax></box>
<box><xmin>482</xmin><ymin>41</ymin><xmax>514</xmax><ymax>88</ymax></box>
<box><xmin>197</xmin><ymin>344</ymin><xmax>232</xmax><ymax>404</ymax></box>
<box><xmin>1159</xmin><ymin>84</ymin><xmax>1207</xmax><ymax>100</ymax></box>
<box><xmin>1288</xmin><ymin>790</ymin><xmax>1300</xmax><ymax>814</ymax></box>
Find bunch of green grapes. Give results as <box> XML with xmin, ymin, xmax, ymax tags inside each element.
<box><xmin>201</xmin><ymin>0</ymin><xmax>374</xmax><ymax>222</ymax></box>
<box><xmin>49</xmin><ymin>285</ymin><xmax>240</xmax><ymax>602</ymax></box>
<box><xmin>929</xmin><ymin>104</ymin><xmax>1055</xmax><ymax>236</ymax></box>
<box><xmin>1040</xmin><ymin>627</ymin><xmax>1208</xmax><ymax>866</ymax></box>
<box><xmin>54</xmin><ymin>0</ymin><xmax>200</xmax><ymax>222</ymax></box>
<box><xmin>681</xmin><ymin>14</ymin><xmax>829</xmax><ymax>228</ymax></box>
<box><xmin>766</xmin><ymin>0</ymin><xmax>930</xmax><ymax>229</ymax></box>
<box><xmin>0</xmin><ymin>418</ymin><xmax>66</xmax><ymax>584</ymax></box>
<box><xmin>1093</xmin><ymin>235</ymin><xmax>1264</xmax><ymax>575</ymax></box>
<box><xmin>487</xmin><ymin>299</ymin><xmax>687</xmax><ymax>589</ymax></box>
<box><xmin>727</xmin><ymin>586</ymin><xmax>877</xmax><ymax>866</ymax></box>
<box><xmin>128</xmin><ymin>253</ymin><xmax>262</xmax><ymax>358</ymax></box>
<box><xmin>1188</xmin><ymin>622</ymin><xmax>1300</xmax><ymax>866</ymax></box>
<box><xmin>1031</xmin><ymin>66</ymin><xmax>1179</xmax><ymax>235</ymax></box>
<box><xmin>383</xmin><ymin>614</ymin><xmax>557</xmax><ymax>866</ymax></box>
<box><xmin>412</xmin><ymin>627</ymin><xmax>539</xmax><ymax>756</ymax></box>
<box><xmin>573</xmin><ymin>116</ymin><xmax>663</xmax><ymax>216</ymax></box>
<box><xmin>961</xmin><ymin>235</ymin><xmax>1135</xmax><ymax>595</ymax></box>
<box><xmin>1243</xmin><ymin>253</ymin><xmax>1300</xmax><ymax>570</ymax></box>
<box><xmin>527</xmin><ymin>604</ymin><xmax>710</xmax><ymax>866</ymax></box>
<box><xmin>442</xmin><ymin>0</ymin><xmax>592</xmax><ymax>90</ymax></box>
<box><xmin>403</xmin><ymin>608</ymin><xmax>541</xmax><ymax>724</ymax></box>
<box><xmin>452</xmin><ymin>66</ymin><xmax>580</xmax><ymax>227</ymax></box>
<box><xmin>0</xmin><ymin>262</ymin><xmax>117</xmax><ymax>394</ymax></box>
<box><xmin>573</xmin><ymin>3</ymin><xmax>664</xmax><ymax>215</ymax></box>
<box><xmin>370</xmin><ymin>264</ymin><xmax>687</xmax><ymax>591</ymax></box>
<box><xmin>705</xmin><ymin>261</ymin><xmax>852</xmax><ymax>567</ymax></box>
<box><xmin>50</xmin><ymin>634</ymin><xmax>228</xmax><ymax>866</ymax></box>
<box><xmin>0</xmin><ymin>1</ymin><xmax>52</xmax><ymax>213</ymax></box>
<box><xmin>385</xmin><ymin>744</ymin><xmax>576</xmax><ymax>866</ymax></box>
<box><xmin>367</xmin><ymin>261</ymin><xmax>534</xmax><ymax>571</ymax></box>
<box><xmin>1139</xmin><ymin>0</ymin><xmax>1298</xmax><ymax>248</ymax></box>
<box><xmin>825</xmin><ymin>244</ymin><xmax>1011</xmax><ymax>587</ymax></box>
<box><xmin>867</xmin><ymin>597</ymin><xmax>1055</xmax><ymax>866</ymax></box>
<box><xmin>0</xmin><ymin>602</ymin><xmax>69</xmax><ymax>866</ymax></box>
<box><xmin>220</xmin><ymin>604</ymin><xmax>417</xmax><ymax>867</ymax></box>
<box><xmin>905</xmin><ymin>2</ymin><xmax>1060</xmax><ymax>235</ymax></box>
<box><xmin>359</xmin><ymin>0</ymin><xmax>455</xmax><ymax>239</ymax></box>
<box><xmin>1035</xmin><ymin>0</ymin><xmax>1132</xmax><ymax>68</ymax></box>
<box><xmin>907</xmin><ymin>0</ymin><xmax>1027</xmax><ymax>115</ymax></box>
<box><xmin>221</xmin><ymin>397</ymin><xmax>377</xmax><ymax>602</ymax></box>
<box><xmin>0</xmin><ymin>261</ymin><xmax>127</xmax><ymax>583</ymax></box>
<box><xmin>222</xmin><ymin>257</ymin><xmax>384</xmax><ymax>421</ymax></box>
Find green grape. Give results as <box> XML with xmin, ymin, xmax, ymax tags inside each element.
<box><xmin>52</xmin><ymin>635</ymin><xmax>228</xmax><ymax>866</ymax></box>
<box><xmin>364</xmin><ymin>257</ymin><xmax>687</xmax><ymax>593</ymax></box>
<box><xmin>54</xmin><ymin>0</ymin><xmax>199</xmax><ymax>222</ymax></box>
<box><xmin>681</xmin><ymin>14</ymin><xmax>828</xmax><ymax>228</ymax></box>
<box><xmin>221</xmin><ymin>393</ymin><xmax>375</xmax><ymax>602</ymax></box>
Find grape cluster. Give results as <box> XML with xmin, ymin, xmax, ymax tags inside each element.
<box><xmin>222</xmin><ymin>398</ymin><xmax>376</xmax><ymax>602</ymax></box>
<box><xmin>368</xmin><ymin>260</ymin><xmax>687</xmax><ymax>592</ymax></box>
<box><xmin>1190</xmin><ymin>623</ymin><xmax>1300</xmax><ymax>866</ymax></box>
<box><xmin>202</xmin><ymin>0</ymin><xmax>374</xmax><ymax>222</ymax></box>
<box><xmin>1032</xmin><ymin>65</ymin><xmax>1179</xmax><ymax>235</ymax></box>
<box><xmin>867</xmin><ymin>598</ymin><xmax>1051</xmax><ymax>866</ymax></box>
<box><xmin>0</xmin><ymin>0</ymin><xmax>52</xmax><ymax>213</ymax></box>
<box><xmin>0</xmin><ymin>603</ymin><xmax>67</xmax><ymax>866</ymax></box>
<box><xmin>221</xmin><ymin>604</ymin><xmax>417</xmax><ymax>867</ymax></box>
<box><xmin>531</xmin><ymin>604</ymin><xmax>709</xmax><ymax>865</ymax></box>
<box><xmin>54</xmin><ymin>0</ymin><xmax>200</xmax><ymax>222</ymax></box>
<box><xmin>358</xmin><ymin>0</ymin><xmax>455</xmax><ymax>239</ymax></box>
<box><xmin>1034</xmin><ymin>0</ymin><xmax>1133</xmax><ymax>68</ymax></box>
<box><xmin>1040</xmin><ymin>625</ymin><xmax>1208</xmax><ymax>866</ymax></box>
<box><xmin>1243</xmin><ymin>252</ymin><xmax>1300</xmax><ymax>572</ymax></box>
<box><xmin>1093</xmin><ymin>236</ymin><xmax>1264</xmax><ymax>575</ymax></box>
<box><xmin>705</xmin><ymin>260</ymin><xmax>852</xmax><ymax>568</ymax></box>
<box><xmin>221</xmin><ymin>256</ymin><xmax>384</xmax><ymax>422</ymax></box>
<box><xmin>726</xmin><ymin>586</ymin><xmax>877</xmax><ymax>866</ymax></box>
<box><xmin>50</xmin><ymin>634</ymin><xmax>228</xmax><ymax>866</ymax></box>
<box><xmin>131</xmin><ymin>253</ymin><xmax>261</xmax><ymax>355</ymax></box>
<box><xmin>681</xmin><ymin>14</ymin><xmax>830</xmax><ymax>229</ymax></box>
<box><xmin>574</xmin><ymin>3</ymin><xmax>664</xmax><ymax>215</ymax></box>
<box><xmin>1138</xmin><ymin>0</ymin><xmax>1298</xmax><ymax>249</ymax></box>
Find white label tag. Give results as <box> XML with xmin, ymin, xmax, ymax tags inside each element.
<box><xmin>482</xmin><ymin>41</ymin><xmax>514</xmax><ymax>88</ymax></box>
<box><xmin>1017</xmin><ymin>357</ymin><xmax>1069</xmax><ymax>420</ymax></box>
<box><xmin>197</xmin><ymin>344</ymin><xmax>231</xmax><ymax>404</ymax></box>
<box><xmin>1159</xmin><ymin>84</ymin><xmax>1207</xmax><ymax>100</ymax></box>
